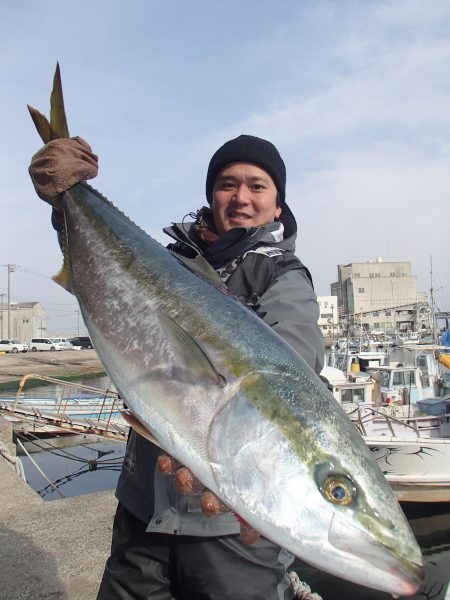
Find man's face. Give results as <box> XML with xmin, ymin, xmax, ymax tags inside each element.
<box><xmin>211</xmin><ymin>162</ymin><xmax>281</xmax><ymax>236</ymax></box>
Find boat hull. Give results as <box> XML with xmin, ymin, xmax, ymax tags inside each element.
<box><xmin>366</xmin><ymin>436</ymin><xmax>450</xmax><ymax>502</ymax></box>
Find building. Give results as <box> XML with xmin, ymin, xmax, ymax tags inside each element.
<box><xmin>331</xmin><ymin>258</ymin><xmax>429</xmax><ymax>334</ymax></box>
<box><xmin>0</xmin><ymin>302</ymin><xmax>46</xmax><ymax>342</ymax></box>
<box><xmin>317</xmin><ymin>295</ymin><xmax>339</xmax><ymax>339</ymax></box>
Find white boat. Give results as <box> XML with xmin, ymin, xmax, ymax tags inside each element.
<box><xmin>321</xmin><ymin>364</ymin><xmax>450</xmax><ymax>502</ymax></box>
<box><xmin>351</xmin><ymin>404</ymin><xmax>450</xmax><ymax>502</ymax></box>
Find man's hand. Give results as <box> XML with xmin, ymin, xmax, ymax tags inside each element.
<box><xmin>157</xmin><ymin>452</ymin><xmax>260</xmax><ymax>544</ymax></box>
<box><xmin>29</xmin><ymin>137</ymin><xmax>98</xmax><ymax>209</ymax></box>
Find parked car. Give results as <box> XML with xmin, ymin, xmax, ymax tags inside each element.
<box><xmin>29</xmin><ymin>338</ymin><xmax>64</xmax><ymax>351</ymax></box>
<box><xmin>49</xmin><ymin>337</ymin><xmax>73</xmax><ymax>349</ymax></box>
<box><xmin>0</xmin><ymin>339</ymin><xmax>28</xmax><ymax>353</ymax></box>
<box><xmin>70</xmin><ymin>336</ymin><xmax>94</xmax><ymax>349</ymax></box>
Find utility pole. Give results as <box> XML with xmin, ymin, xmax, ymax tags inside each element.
<box><xmin>0</xmin><ymin>292</ymin><xmax>5</xmax><ymax>338</ymax></box>
<box><xmin>2</xmin><ymin>264</ymin><xmax>16</xmax><ymax>339</ymax></box>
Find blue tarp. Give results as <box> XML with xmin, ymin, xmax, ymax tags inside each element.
<box><xmin>439</xmin><ymin>329</ymin><xmax>450</xmax><ymax>347</ymax></box>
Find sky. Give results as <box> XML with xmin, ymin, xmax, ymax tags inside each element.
<box><xmin>1</xmin><ymin>0</ymin><xmax>449</xmax><ymax>336</ymax></box>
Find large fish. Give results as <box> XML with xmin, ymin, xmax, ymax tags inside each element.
<box><xmin>28</xmin><ymin>65</ymin><xmax>424</xmax><ymax>596</ymax></box>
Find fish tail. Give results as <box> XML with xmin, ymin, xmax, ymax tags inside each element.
<box><xmin>29</xmin><ymin>63</ymin><xmax>73</xmax><ymax>291</ymax></box>
<box><xmin>28</xmin><ymin>62</ymin><xmax>70</xmax><ymax>143</ymax></box>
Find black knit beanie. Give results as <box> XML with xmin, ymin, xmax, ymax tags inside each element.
<box><xmin>205</xmin><ymin>135</ymin><xmax>286</xmax><ymax>205</ymax></box>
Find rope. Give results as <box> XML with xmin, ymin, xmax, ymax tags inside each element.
<box><xmin>288</xmin><ymin>571</ymin><xmax>324</xmax><ymax>600</ymax></box>
<box><xmin>0</xmin><ymin>440</ymin><xmax>26</xmax><ymax>481</ymax></box>
<box><xmin>16</xmin><ymin>438</ymin><xmax>65</xmax><ymax>498</ymax></box>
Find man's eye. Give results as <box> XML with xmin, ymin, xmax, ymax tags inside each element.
<box><xmin>221</xmin><ymin>182</ymin><xmax>235</xmax><ymax>190</ymax></box>
<box><xmin>251</xmin><ymin>184</ymin><xmax>265</xmax><ymax>190</ymax></box>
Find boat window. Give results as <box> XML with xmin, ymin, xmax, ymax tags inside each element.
<box><xmin>379</xmin><ymin>370</ymin><xmax>390</xmax><ymax>387</ymax></box>
<box><xmin>392</xmin><ymin>372</ymin><xmax>405</xmax><ymax>386</ymax></box>
<box><xmin>392</xmin><ymin>370</ymin><xmax>416</xmax><ymax>387</ymax></box>
<box><xmin>416</xmin><ymin>355</ymin><xmax>430</xmax><ymax>386</ymax></box>
<box><xmin>341</xmin><ymin>388</ymin><xmax>365</xmax><ymax>404</ymax></box>
<box><xmin>406</xmin><ymin>370</ymin><xmax>416</xmax><ymax>386</ymax></box>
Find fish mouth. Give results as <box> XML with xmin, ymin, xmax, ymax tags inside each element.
<box><xmin>328</xmin><ymin>512</ymin><xmax>424</xmax><ymax>596</ymax></box>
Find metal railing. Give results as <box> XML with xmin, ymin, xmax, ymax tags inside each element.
<box><xmin>346</xmin><ymin>405</ymin><xmax>443</xmax><ymax>438</ymax></box>
<box><xmin>1</xmin><ymin>373</ymin><xmax>128</xmax><ymax>439</ymax></box>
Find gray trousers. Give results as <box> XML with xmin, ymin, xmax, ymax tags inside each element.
<box><xmin>97</xmin><ymin>503</ymin><xmax>294</xmax><ymax>600</ymax></box>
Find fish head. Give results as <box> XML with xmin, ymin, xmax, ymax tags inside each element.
<box><xmin>207</xmin><ymin>370</ymin><xmax>424</xmax><ymax>596</ymax></box>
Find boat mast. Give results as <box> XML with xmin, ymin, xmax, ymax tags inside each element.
<box><xmin>430</xmin><ymin>255</ymin><xmax>437</xmax><ymax>343</ymax></box>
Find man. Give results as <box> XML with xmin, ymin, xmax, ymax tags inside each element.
<box><xmin>29</xmin><ymin>134</ymin><xmax>324</xmax><ymax>599</ymax></box>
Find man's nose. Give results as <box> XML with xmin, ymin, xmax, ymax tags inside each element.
<box><xmin>234</xmin><ymin>184</ymin><xmax>250</xmax><ymax>203</ymax></box>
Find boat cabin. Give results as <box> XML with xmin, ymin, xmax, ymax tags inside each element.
<box><xmin>332</xmin><ymin>350</ymin><xmax>387</xmax><ymax>374</ymax></box>
<box><xmin>365</xmin><ymin>365</ymin><xmax>424</xmax><ymax>404</ymax></box>
<box><xmin>321</xmin><ymin>366</ymin><xmax>374</xmax><ymax>413</ymax></box>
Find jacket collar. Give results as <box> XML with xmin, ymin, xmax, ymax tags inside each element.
<box><xmin>163</xmin><ymin>203</ymin><xmax>298</xmax><ymax>269</ymax></box>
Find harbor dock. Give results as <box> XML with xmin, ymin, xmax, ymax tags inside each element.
<box><xmin>0</xmin><ymin>415</ymin><xmax>117</xmax><ymax>599</ymax></box>
<box><xmin>0</xmin><ymin>349</ymin><xmax>106</xmax><ymax>391</ymax></box>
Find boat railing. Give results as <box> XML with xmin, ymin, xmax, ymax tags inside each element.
<box><xmin>346</xmin><ymin>406</ymin><xmax>423</xmax><ymax>437</ymax></box>
<box><xmin>3</xmin><ymin>373</ymin><xmax>128</xmax><ymax>438</ymax></box>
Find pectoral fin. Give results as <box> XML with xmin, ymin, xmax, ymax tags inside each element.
<box><xmin>169</xmin><ymin>252</ymin><xmax>229</xmax><ymax>291</ymax></box>
<box><xmin>158</xmin><ymin>311</ymin><xmax>226</xmax><ymax>387</ymax></box>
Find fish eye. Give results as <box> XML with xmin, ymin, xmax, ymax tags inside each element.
<box><xmin>322</xmin><ymin>476</ymin><xmax>356</xmax><ymax>506</ymax></box>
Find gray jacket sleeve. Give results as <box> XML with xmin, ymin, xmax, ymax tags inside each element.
<box><xmin>256</xmin><ymin>268</ymin><xmax>324</xmax><ymax>374</ymax></box>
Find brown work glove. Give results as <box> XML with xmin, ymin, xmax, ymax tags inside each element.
<box><xmin>29</xmin><ymin>137</ymin><xmax>98</xmax><ymax>209</ymax></box>
<box><xmin>157</xmin><ymin>452</ymin><xmax>260</xmax><ymax>544</ymax></box>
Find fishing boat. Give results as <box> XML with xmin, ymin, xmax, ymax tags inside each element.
<box><xmin>349</xmin><ymin>402</ymin><xmax>450</xmax><ymax>502</ymax></box>
<box><xmin>321</xmin><ymin>359</ymin><xmax>450</xmax><ymax>502</ymax></box>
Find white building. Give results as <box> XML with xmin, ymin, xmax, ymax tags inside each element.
<box><xmin>331</xmin><ymin>258</ymin><xmax>428</xmax><ymax>334</ymax></box>
<box><xmin>0</xmin><ymin>302</ymin><xmax>46</xmax><ymax>342</ymax></box>
<box><xmin>317</xmin><ymin>295</ymin><xmax>339</xmax><ymax>339</ymax></box>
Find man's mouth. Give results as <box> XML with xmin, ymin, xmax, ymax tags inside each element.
<box><xmin>228</xmin><ymin>212</ymin><xmax>252</xmax><ymax>221</ymax></box>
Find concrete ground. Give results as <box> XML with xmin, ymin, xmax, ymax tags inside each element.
<box><xmin>0</xmin><ymin>416</ymin><xmax>117</xmax><ymax>600</ymax></box>
<box><xmin>0</xmin><ymin>349</ymin><xmax>106</xmax><ymax>390</ymax></box>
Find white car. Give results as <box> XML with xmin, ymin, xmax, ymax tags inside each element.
<box><xmin>49</xmin><ymin>337</ymin><xmax>73</xmax><ymax>349</ymax></box>
<box><xmin>29</xmin><ymin>338</ymin><xmax>63</xmax><ymax>351</ymax></box>
<box><xmin>0</xmin><ymin>339</ymin><xmax>28</xmax><ymax>353</ymax></box>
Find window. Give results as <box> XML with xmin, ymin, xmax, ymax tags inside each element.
<box><xmin>358</xmin><ymin>288</ymin><xmax>365</xmax><ymax>293</ymax></box>
<box><xmin>385</xmin><ymin>311</ymin><xmax>391</xmax><ymax>316</ymax></box>
<box><xmin>341</xmin><ymin>388</ymin><xmax>365</xmax><ymax>404</ymax></box>
<box><xmin>354</xmin><ymin>273</ymin><xmax>360</xmax><ymax>278</ymax></box>
<box><xmin>374</xmin><ymin>323</ymin><xmax>380</xmax><ymax>328</ymax></box>
<box><xmin>392</xmin><ymin>371</ymin><xmax>416</xmax><ymax>387</ymax></box>
<box><xmin>379</xmin><ymin>371</ymin><xmax>390</xmax><ymax>387</ymax></box>
<box><xmin>416</xmin><ymin>356</ymin><xmax>430</xmax><ymax>387</ymax></box>
<box><xmin>373</xmin><ymin>311</ymin><xmax>379</xmax><ymax>317</ymax></box>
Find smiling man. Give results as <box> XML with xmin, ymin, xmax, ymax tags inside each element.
<box><xmin>29</xmin><ymin>133</ymin><xmax>324</xmax><ymax>599</ymax></box>
<box><xmin>211</xmin><ymin>162</ymin><xmax>281</xmax><ymax>234</ymax></box>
